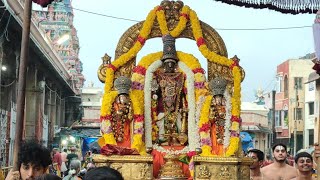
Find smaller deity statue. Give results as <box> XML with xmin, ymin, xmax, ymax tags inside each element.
<box><xmin>112</xmin><ymin>76</ymin><xmax>133</xmax><ymax>147</ymax></box>
<box><xmin>208</xmin><ymin>77</ymin><xmax>227</xmax><ymax>155</ymax></box>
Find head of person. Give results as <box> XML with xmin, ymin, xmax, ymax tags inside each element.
<box><xmin>83</xmin><ymin>166</ymin><xmax>123</xmax><ymax>180</ymax></box>
<box><xmin>18</xmin><ymin>141</ymin><xmax>52</xmax><ymax>180</ymax></box>
<box><xmin>68</xmin><ymin>159</ymin><xmax>81</xmax><ymax>176</ymax></box>
<box><xmin>52</xmin><ymin>148</ymin><xmax>58</xmax><ymax>154</ymax></box>
<box><xmin>70</xmin><ymin>147</ymin><xmax>76</xmax><ymax>153</ymax></box>
<box><xmin>272</xmin><ymin>143</ymin><xmax>287</xmax><ymax>163</ymax></box>
<box><xmin>34</xmin><ymin>174</ymin><xmax>61</xmax><ymax>180</ymax></box>
<box><xmin>247</xmin><ymin>149</ymin><xmax>264</xmax><ymax>169</ymax></box>
<box><xmin>294</xmin><ymin>152</ymin><xmax>313</xmax><ymax>173</ymax></box>
<box><xmin>63</xmin><ymin>149</ymin><xmax>67</xmax><ymax>153</ymax></box>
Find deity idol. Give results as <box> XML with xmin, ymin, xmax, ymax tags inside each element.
<box><xmin>112</xmin><ymin>76</ymin><xmax>133</xmax><ymax>147</ymax></box>
<box><xmin>151</xmin><ymin>34</ymin><xmax>188</xmax><ymax>146</ymax></box>
<box><xmin>208</xmin><ymin>77</ymin><xmax>228</xmax><ymax>155</ymax></box>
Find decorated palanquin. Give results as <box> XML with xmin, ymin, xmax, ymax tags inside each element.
<box><xmin>94</xmin><ymin>1</ymin><xmax>252</xmax><ymax>179</ymax></box>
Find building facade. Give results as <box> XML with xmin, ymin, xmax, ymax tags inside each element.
<box><xmin>304</xmin><ymin>72</ymin><xmax>320</xmax><ymax>148</ymax></box>
<box><xmin>81</xmin><ymin>82</ymin><xmax>103</xmax><ymax>123</ymax></box>
<box><xmin>275</xmin><ymin>58</ymin><xmax>314</xmax><ymax>153</ymax></box>
<box><xmin>241</xmin><ymin>101</ymin><xmax>271</xmax><ymax>155</ymax></box>
<box><xmin>0</xmin><ymin>0</ymin><xmax>84</xmax><ymax>167</ymax></box>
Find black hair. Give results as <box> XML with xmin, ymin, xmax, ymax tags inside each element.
<box><xmin>63</xmin><ymin>149</ymin><xmax>67</xmax><ymax>153</ymax></box>
<box><xmin>83</xmin><ymin>166</ymin><xmax>124</xmax><ymax>180</ymax></box>
<box><xmin>248</xmin><ymin>149</ymin><xmax>264</xmax><ymax>161</ymax></box>
<box><xmin>295</xmin><ymin>152</ymin><xmax>313</xmax><ymax>164</ymax></box>
<box><xmin>34</xmin><ymin>174</ymin><xmax>62</xmax><ymax>180</ymax></box>
<box><xmin>272</xmin><ymin>143</ymin><xmax>287</xmax><ymax>152</ymax></box>
<box><xmin>18</xmin><ymin>141</ymin><xmax>52</xmax><ymax>169</ymax></box>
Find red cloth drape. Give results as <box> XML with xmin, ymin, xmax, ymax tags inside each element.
<box><xmin>151</xmin><ymin>146</ymin><xmax>191</xmax><ymax>179</ymax></box>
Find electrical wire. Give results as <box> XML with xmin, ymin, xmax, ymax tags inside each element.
<box><xmin>72</xmin><ymin>7</ymin><xmax>312</xmax><ymax>31</ymax></box>
<box><xmin>0</xmin><ymin>79</ymin><xmax>16</xmax><ymax>87</ymax></box>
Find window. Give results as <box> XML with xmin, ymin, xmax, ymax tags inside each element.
<box><xmin>309</xmin><ymin>81</ymin><xmax>315</xmax><ymax>91</ymax></box>
<box><xmin>283</xmin><ymin>110</ymin><xmax>288</xmax><ymax>127</ymax></box>
<box><xmin>309</xmin><ymin>102</ymin><xmax>314</xmax><ymax>115</ymax></box>
<box><xmin>284</xmin><ymin>76</ymin><xmax>288</xmax><ymax>98</ymax></box>
<box><xmin>275</xmin><ymin>110</ymin><xmax>281</xmax><ymax>126</ymax></box>
<box><xmin>294</xmin><ymin>77</ymin><xmax>303</xmax><ymax>90</ymax></box>
<box><xmin>295</xmin><ymin>108</ymin><xmax>303</xmax><ymax>120</ymax></box>
<box><xmin>276</xmin><ymin>76</ymin><xmax>282</xmax><ymax>93</ymax></box>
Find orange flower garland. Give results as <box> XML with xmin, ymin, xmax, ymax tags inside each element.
<box><xmin>100</xmin><ymin>3</ymin><xmax>242</xmax><ymax>157</ymax></box>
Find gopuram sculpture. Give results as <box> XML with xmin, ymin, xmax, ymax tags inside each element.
<box><xmin>95</xmin><ymin>1</ymin><xmax>251</xmax><ymax>179</ymax></box>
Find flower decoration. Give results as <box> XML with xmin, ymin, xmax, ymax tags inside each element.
<box><xmin>100</xmin><ymin>3</ymin><xmax>242</xmax><ymax>158</ymax></box>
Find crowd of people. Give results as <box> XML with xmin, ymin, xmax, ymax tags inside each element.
<box><xmin>4</xmin><ymin>141</ymin><xmax>123</xmax><ymax>180</ymax></box>
<box><xmin>248</xmin><ymin>143</ymin><xmax>318</xmax><ymax>180</ymax></box>
<box><xmin>3</xmin><ymin>140</ymin><xmax>320</xmax><ymax>180</ymax></box>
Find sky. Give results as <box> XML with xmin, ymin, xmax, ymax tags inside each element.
<box><xmin>62</xmin><ymin>0</ymin><xmax>315</xmax><ymax>101</ymax></box>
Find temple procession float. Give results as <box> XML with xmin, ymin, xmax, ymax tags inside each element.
<box><xmin>94</xmin><ymin>1</ymin><xmax>252</xmax><ymax>179</ymax></box>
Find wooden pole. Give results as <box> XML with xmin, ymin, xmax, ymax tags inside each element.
<box><xmin>12</xmin><ymin>0</ymin><xmax>32</xmax><ymax>171</ymax></box>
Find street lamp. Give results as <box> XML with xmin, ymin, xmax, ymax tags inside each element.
<box><xmin>1</xmin><ymin>65</ymin><xmax>6</xmax><ymax>71</ymax></box>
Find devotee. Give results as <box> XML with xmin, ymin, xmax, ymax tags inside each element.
<box><xmin>290</xmin><ymin>152</ymin><xmax>315</xmax><ymax>180</ymax></box>
<box><xmin>261</xmin><ymin>143</ymin><xmax>297</xmax><ymax>180</ymax></box>
<box><xmin>62</xmin><ymin>160</ymin><xmax>81</xmax><ymax>180</ymax></box>
<box><xmin>66</xmin><ymin>147</ymin><xmax>78</xmax><ymax>169</ymax></box>
<box><xmin>5</xmin><ymin>141</ymin><xmax>52</xmax><ymax>180</ymax></box>
<box><xmin>83</xmin><ymin>166</ymin><xmax>123</xmax><ymax>180</ymax></box>
<box><xmin>247</xmin><ymin>149</ymin><xmax>265</xmax><ymax>180</ymax></box>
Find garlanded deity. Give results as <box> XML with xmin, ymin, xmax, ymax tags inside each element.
<box><xmin>112</xmin><ymin>76</ymin><xmax>133</xmax><ymax>147</ymax></box>
<box><xmin>208</xmin><ymin>77</ymin><xmax>227</xmax><ymax>155</ymax></box>
<box><xmin>151</xmin><ymin>34</ymin><xmax>188</xmax><ymax>146</ymax></box>
<box><xmin>96</xmin><ymin>1</ymin><xmax>247</xmax><ymax>179</ymax></box>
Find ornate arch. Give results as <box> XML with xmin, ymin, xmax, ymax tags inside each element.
<box><xmin>97</xmin><ymin>1</ymin><xmax>243</xmax><ymax>83</ymax></box>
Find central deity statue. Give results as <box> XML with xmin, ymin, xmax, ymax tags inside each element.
<box><xmin>151</xmin><ymin>34</ymin><xmax>188</xmax><ymax>146</ymax></box>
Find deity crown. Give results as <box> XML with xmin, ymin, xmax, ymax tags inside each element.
<box><xmin>209</xmin><ymin>77</ymin><xmax>227</xmax><ymax>96</ymax></box>
<box><xmin>114</xmin><ymin>76</ymin><xmax>132</xmax><ymax>95</ymax></box>
<box><xmin>161</xmin><ymin>34</ymin><xmax>178</xmax><ymax>62</ymax></box>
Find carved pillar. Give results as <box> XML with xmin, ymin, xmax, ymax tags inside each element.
<box><xmin>35</xmin><ymin>79</ymin><xmax>45</xmax><ymax>142</ymax></box>
<box><xmin>25</xmin><ymin>65</ymin><xmax>38</xmax><ymax>140</ymax></box>
<box><xmin>49</xmin><ymin>87</ymin><xmax>57</xmax><ymax>145</ymax></box>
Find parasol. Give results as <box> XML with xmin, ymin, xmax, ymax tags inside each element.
<box><xmin>214</xmin><ymin>0</ymin><xmax>320</xmax><ymax>14</ymax></box>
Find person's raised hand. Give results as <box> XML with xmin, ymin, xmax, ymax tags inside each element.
<box><xmin>5</xmin><ymin>170</ymin><xmax>20</xmax><ymax>180</ymax></box>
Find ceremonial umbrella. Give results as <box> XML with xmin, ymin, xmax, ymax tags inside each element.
<box><xmin>214</xmin><ymin>0</ymin><xmax>320</xmax><ymax>14</ymax></box>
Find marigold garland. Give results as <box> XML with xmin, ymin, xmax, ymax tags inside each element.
<box><xmin>100</xmin><ymin>3</ymin><xmax>242</xmax><ymax>158</ymax></box>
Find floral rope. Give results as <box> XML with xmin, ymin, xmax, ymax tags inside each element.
<box><xmin>100</xmin><ymin>3</ymin><xmax>242</xmax><ymax>157</ymax></box>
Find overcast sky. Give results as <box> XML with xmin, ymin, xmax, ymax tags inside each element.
<box><xmin>45</xmin><ymin>0</ymin><xmax>315</xmax><ymax>101</ymax></box>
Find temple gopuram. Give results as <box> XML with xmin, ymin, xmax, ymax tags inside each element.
<box><xmin>32</xmin><ymin>0</ymin><xmax>85</xmax><ymax>93</ymax></box>
<box><xmin>95</xmin><ymin>1</ymin><xmax>252</xmax><ymax>179</ymax></box>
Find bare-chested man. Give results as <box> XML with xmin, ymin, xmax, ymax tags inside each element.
<box><xmin>247</xmin><ymin>149</ymin><xmax>265</xmax><ymax>180</ymax></box>
<box><xmin>261</xmin><ymin>143</ymin><xmax>297</xmax><ymax>180</ymax></box>
<box><xmin>290</xmin><ymin>152</ymin><xmax>315</xmax><ymax>180</ymax></box>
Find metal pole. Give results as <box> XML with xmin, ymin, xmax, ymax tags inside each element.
<box><xmin>293</xmin><ymin>83</ymin><xmax>298</xmax><ymax>157</ymax></box>
<box><xmin>272</xmin><ymin>90</ymin><xmax>276</xmax><ymax>145</ymax></box>
<box><xmin>12</xmin><ymin>0</ymin><xmax>32</xmax><ymax>171</ymax></box>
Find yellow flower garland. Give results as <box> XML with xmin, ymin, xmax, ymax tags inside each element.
<box><xmin>100</xmin><ymin>3</ymin><xmax>242</xmax><ymax>157</ymax></box>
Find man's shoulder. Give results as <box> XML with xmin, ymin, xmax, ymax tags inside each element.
<box><xmin>261</xmin><ymin>164</ymin><xmax>274</xmax><ymax>171</ymax></box>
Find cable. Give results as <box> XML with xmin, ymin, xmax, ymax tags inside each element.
<box><xmin>0</xmin><ymin>14</ymin><xmax>10</xmax><ymax>41</ymax></box>
<box><xmin>72</xmin><ymin>8</ymin><xmax>140</xmax><ymax>23</ymax></box>
<box><xmin>0</xmin><ymin>79</ymin><xmax>16</xmax><ymax>87</ymax></box>
<box><xmin>72</xmin><ymin>7</ymin><xmax>312</xmax><ymax>31</ymax></box>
